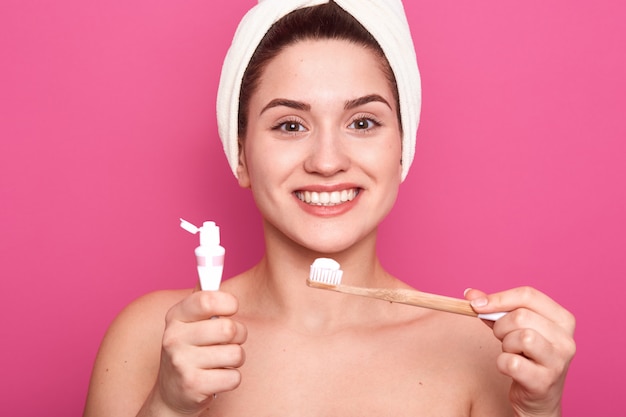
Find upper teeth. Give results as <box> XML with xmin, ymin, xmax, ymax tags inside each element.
<box><xmin>296</xmin><ymin>189</ymin><xmax>358</xmax><ymax>206</ymax></box>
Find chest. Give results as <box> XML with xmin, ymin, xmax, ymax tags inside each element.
<box><xmin>205</xmin><ymin>324</ymin><xmax>476</xmax><ymax>417</ymax></box>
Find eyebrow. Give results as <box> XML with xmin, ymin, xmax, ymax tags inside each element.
<box><xmin>260</xmin><ymin>99</ymin><xmax>311</xmax><ymax>115</ymax></box>
<box><xmin>344</xmin><ymin>94</ymin><xmax>392</xmax><ymax>111</ymax></box>
<box><xmin>259</xmin><ymin>94</ymin><xmax>392</xmax><ymax>115</ymax></box>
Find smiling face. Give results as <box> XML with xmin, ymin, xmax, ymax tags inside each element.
<box><xmin>237</xmin><ymin>39</ymin><xmax>402</xmax><ymax>254</ymax></box>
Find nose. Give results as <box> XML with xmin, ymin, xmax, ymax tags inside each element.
<box><xmin>303</xmin><ymin>128</ymin><xmax>350</xmax><ymax>176</ymax></box>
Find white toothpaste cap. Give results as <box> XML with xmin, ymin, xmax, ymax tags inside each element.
<box><xmin>199</xmin><ymin>221</ymin><xmax>220</xmax><ymax>246</ymax></box>
<box><xmin>180</xmin><ymin>218</ymin><xmax>221</xmax><ymax>247</ymax></box>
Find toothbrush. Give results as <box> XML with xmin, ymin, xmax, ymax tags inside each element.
<box><xmin>307</xmin><ymin>258</ymin><xmax>506</xmax><ymax>321</ymax></box>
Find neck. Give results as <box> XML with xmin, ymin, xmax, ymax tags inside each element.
<box><xmin>240</xmin><ymin>221</ymin><xmax>399</xmax><ymax>333</ymax></box>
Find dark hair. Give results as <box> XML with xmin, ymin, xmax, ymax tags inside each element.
<box><xmin>238</xmin><ymin>1</ymin><xmax>400</xmax><ymax>139</ymax></box>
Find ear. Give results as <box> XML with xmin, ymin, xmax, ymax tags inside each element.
<box><xmin>236</xmin><ymin>140</ymin><xmax>251</xmax><ymax>189</ymax></box>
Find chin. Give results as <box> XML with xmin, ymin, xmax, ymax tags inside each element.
<box><xmin>294</xmin><ymin>229</ymin><xmax>373</xmax><ymax>256</ymax></box>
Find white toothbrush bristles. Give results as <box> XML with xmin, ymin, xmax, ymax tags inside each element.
<box><xmin>309</xmin><ymin>258</ymin><xmax>343</xmax><ymax>286</ymax></box>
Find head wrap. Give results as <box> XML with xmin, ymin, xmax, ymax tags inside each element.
<box><xmin>216</xmin><ymin>0</ymin><xmax>421</xmax><ymax>181</ymax></box>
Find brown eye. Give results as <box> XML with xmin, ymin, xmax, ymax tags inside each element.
<box><xmin>272</xmin><ymin>119</ymin><xmax>307</xmax><ymax>133</ymax></box>
<box><xmin>349</xmin><ymin>117</ymin><xmax>379</xmax><ymax>130</ymax></box>
<box><xmin>284</xmin><ymin>122</ymin><xmax>302</xmax><ymax>132</ymax></box>
<box><xmin>354</xmin><ymin>119</ymin><xmax>369</xmax><ymax>129</ymax></box>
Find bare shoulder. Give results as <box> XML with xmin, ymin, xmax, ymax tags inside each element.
<box><xmin>117</xmin><ymin>288</ymin><xmax>192</xmax><ymax>325</ymax></box>
<box><xmin>384</xmin><ymin>305</ymin><xmax>513</xmax><ymax>415</ymax></box>
<box><xmin>424</xmin><ymin>313</ymin><xmax>513</xmax><ymax>415</ymax></box>
<box><xmin>84</xmin><ymin>289</ymin><xmax>191</xmax><ymax>417</ymax></box>
<box><xmin>102</xmin><ymin>289</ymin><xmax>192</xmax><ymax>351</ymax></box>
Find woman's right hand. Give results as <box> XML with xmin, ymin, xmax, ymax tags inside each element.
<box><xmin>143</xmin><ymin>290</ymin><xmax>247</xmax><ymax>416</ymax></box>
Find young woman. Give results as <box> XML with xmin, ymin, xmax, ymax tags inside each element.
<box><xmin>84</xmin><ymin>1</ymin><xmax>575</xmax><ymax>416</ymax></box>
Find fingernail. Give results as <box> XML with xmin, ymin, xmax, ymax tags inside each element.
<box><xmin>471</xmin><ymin>297</ymin><xmax>488</xmax><ymax>308</ymax></box>
<box><xmin>463</xmin><ymin>288</ymin><xmax>472</xmax><ymax>296</ymax></box>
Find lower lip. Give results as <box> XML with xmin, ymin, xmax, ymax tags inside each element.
<box><xmin>294</xmin><ymin>191</ymin><xmax>361</xmax><ymax>217</ymax></box>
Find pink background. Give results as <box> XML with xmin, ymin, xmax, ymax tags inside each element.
<box><xmin>1</xmin><ymin>0</ymin><xmax>624</xmax><ymax>414</ymax></box>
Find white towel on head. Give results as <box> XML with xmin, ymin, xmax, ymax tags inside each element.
<box><xmin>216</xmin><ymin>0</ymin><xmax>421</xmax><ymax>181</ymax></box>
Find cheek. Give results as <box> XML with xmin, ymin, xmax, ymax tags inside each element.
<box><xmin>244</xmin><ymin>143</ymin><xmax>294</xmax><ymax>193</ymax></box>
<box><xmin>249</xmin><ymin>135</ymin><xmax>304</xmax><ymax>170</ymax></box>
<box><xmin>370</xmin><ymin>136</ymin><xmax>402</xmax><ymax>176</ymax></box>
<box><xmin>245</xmin><ymin>147</ymin><xmax>271</xmax><ymax>182</ymax></box>
<box><xmin>378</xmin><ymin>139</ymin><xmax>403</xmax><ymax>194</ymax></box>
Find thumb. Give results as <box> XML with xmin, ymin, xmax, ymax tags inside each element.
<box><xmin>463</xmin><ymin>287</ymin><xmax>487</xmax><ymax>301</ymax></box>
<box><xmin>463</xmin><ymin>288</ymin><xmax>497</xmax><ymax>327</ymax></box>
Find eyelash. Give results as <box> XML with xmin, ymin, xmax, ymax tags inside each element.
<box><xmin>271</xmin><ymin>117</ymin><xmax>307</xmax><ymax>133</ymax></box>
<box><xmin>270</xmin><ymin>114</ymin><xmax>383</xmax><ymax>134</ymax></box>
<box><xmin>348</xmin><ymin>114</ymin><xmax>382</xmax><ymax>131</ymax></box>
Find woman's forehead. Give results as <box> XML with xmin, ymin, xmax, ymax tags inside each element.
<box><xmin>253</xmin><ymin>39</ymin><xmax>397</xmax><ymax>107</ymax></box>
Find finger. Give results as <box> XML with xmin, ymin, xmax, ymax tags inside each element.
<box><xmin>496</xmin><ymin>352</ymin><xmax>553</xmax><ymax>395</ymax></box>
<box><xmin>494</xmin><ymin>307</ymin><xmax>575</xmax><ymax>365</ymax></box>
<box><xmin>167</xmin><ymin>291</ymin><xmax>239</xmax><ymax>323</ymax></box>
<box><xmin>190</xmin><ymin>344</ymin><xmax>246</xmax><ymax>370</ymax></box>
<box><xmin>200</xmin><ymin>368</ymin><xmax>243</xmax><ymax>394</ymax></box>
<box><xmin>492</xmin><ymin>307</ymin><xmax>559</xmax><ymax>341</ymax></box>
<box><xmin>182</xmin><ymin>317</ymin><xmax>248</xmax><ymax>346</ymax></box>
<box><xmin>463</xmin><ymin>287</ymin><xmax>487</xmax><ymax>301</ymax></box>
<box><xmin>500</xmin><ymin>326</ymin><xmax>554</xmax><ymax>366</ymax></box>
<box><xmin>493</xmin><ymin>309</ymin><xmax>576</xmax><ymax>389</ymax></box>
<box><xmin>464</xmin><ymin>288</ymin><xmax>499</xmax><ymax>327</ymax></box>
<box><xmin>470</xmin><ymin>286</ymin><xmax>575</xmax><ymax>334</ymax></box>
<box><xmin>173</xmin><ymin>367</ymin><xmax>243</xmax><ymax>401</ymax></box>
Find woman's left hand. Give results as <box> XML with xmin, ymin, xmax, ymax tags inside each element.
<box><xmin>464</xmin><ymin>286</ymin><xmax>576</xmax><ymax>417</ymax></box>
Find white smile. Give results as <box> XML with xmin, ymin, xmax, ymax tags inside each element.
<box><xmin>295</xmin><ymin>189</ymin><xmax>359</xmax><ymax>206</ymax></box>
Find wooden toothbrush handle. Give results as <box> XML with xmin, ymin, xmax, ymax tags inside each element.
<box><xmin>307</xmin><ymin>281</ymin><xmax>478</xmax><ymax>317</ymax></box>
